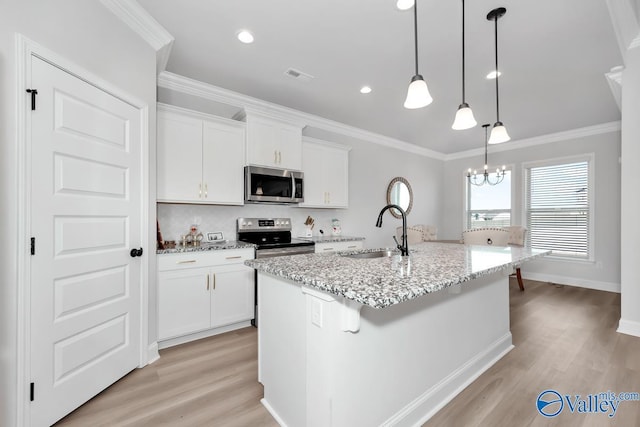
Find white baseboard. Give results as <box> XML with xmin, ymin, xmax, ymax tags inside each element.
<box><xmin>261</xmin><ymin>398</ymin><xmax>288</xmax><ymax>427</ymax></box>
<box><xmin>147</xmin><ymin>342</ymin><xmax>160</xmax><ymax>365</ymax></box>
<box><xmin>382</xmin><ymin>333</ymin><xmax>514</xmax><ymax>427</ymax></box>
<box><xmin>617</xmin><ymin>319</ymin><xmax>640</xmax><ymax>337</ymax></box>
<box><xmin>522</xmin><ymin>272</ymin><xmax>620</xmax><ymax>293</ymax></box>
<box><xmin>158</xmin><ymin>321</ymin><xmax>252</xmax><ymax>350</ymax></box>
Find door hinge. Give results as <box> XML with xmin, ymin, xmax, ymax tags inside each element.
<box><xmin>30</xmin><ymin>382</ymin><xmax>34</xmax><ymax>402</ymax></box>
<box><xmin>26</xmin><ymin>88</ymin><xmax>38</xmax><ymax>111</ymax></box>
<box><xmin>30</xmin><ymin>237</ymin><xmax>35</xmax><ymax>255</ymax></box>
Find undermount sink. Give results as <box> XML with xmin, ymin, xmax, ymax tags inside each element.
<box><xmin>342</xmin><ymin>249</ymin><xmax>397</xmax><ymax>259</ymax></box>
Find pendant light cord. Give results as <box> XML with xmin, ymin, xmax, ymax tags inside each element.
<box><xmin>413</xmin><ymin>0</ymin><xmax>419</xmax><ymax>75</ymax></box>
<box><xmin>461</xmin><ymin>0</ymin><xmax>466</xmax><ymax>102</ymax></box>
<box><xmin>493</xmin><ymin>14</ymin><xmax>500</xmax><ymax>122</ymax></box>
<box><xmin>483</xmin><ymin>124</ymin><xmax>489</xmax><ymax>166</ymax></box>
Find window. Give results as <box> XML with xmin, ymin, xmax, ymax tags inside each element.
<box><xmin>466</xmin><ymin>170</ymin><xmax>512</xmax><ymax>229</ymax></box>
<box><xmin>525</xmin><ymin>158</ymin><xmax>591</xmax><ymax>259</ymax></box>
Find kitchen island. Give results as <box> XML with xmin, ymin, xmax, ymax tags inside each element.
<box><xmin>245</xmin><ymin>242</ymin><xmax>548</xmax><ymax>426</ymax></box>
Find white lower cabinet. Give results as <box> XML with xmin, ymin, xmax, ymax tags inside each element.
<box><xmin>314</xmin><ymin>240</ymin><xmax>364</xmax><ymax>254</ymax></box>
<box><xmin>158</xmin><ymin>249</ymin><xmax>255</xmax><ymax>344</ymax></box>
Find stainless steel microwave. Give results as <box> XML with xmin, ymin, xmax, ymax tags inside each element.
<box><xmin>244</xmin><ymin>166</ymin><xmax>304</xmax><ymax>203</ymax></box>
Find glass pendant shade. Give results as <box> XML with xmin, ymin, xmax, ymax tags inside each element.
<box><xmin>396</xmin><ymin>0</ymin><xmax>415</xmax><ymax>10</ymax></box>
<box><xmin>488</xmin><ymin>121</ymin><xmax>510</xmax><ymax>144</ymax></box>
<box><xmin>403</xmin><ymin>75</ymin><xmax>433</xmax><ymax>109</ymax></box>
<box><xmin>451</xmin><ymin>103</ymin><xmax>477</xmax><ymax>130</ymax></box>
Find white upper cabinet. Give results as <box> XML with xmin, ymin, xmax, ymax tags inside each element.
<box><xmin>240</xmin><ymin>110</ymin><xmax>304</xmax><ymax>170</ymax></box>
<box><xmin>157</xmin><ymin>104</ymin><xmax>245</xmax><ymax>205</ymax></box>
<box><xmin>299</xmin><ymin>137</ymin><xmax>350</xmax><ymax>208</ymax></box>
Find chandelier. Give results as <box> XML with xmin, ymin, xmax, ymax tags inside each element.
<box><xmin>467</xmin><ymin>124</ymin><xmax>506</xmax><ymax>186</ymax></box>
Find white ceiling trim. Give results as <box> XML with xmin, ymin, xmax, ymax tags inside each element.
<box><xmin>605</xmin><ymin>0</ymin><xmax>640</xmax><ymax>58</ymax></box>
<box><xmin>100</xmin><ymin>0</ymin><xmax>174</xmax><ymax>73</ymax></box>
<box><xmin>157</xmin><ymin>71</ymin><xmax>445</xmax><ymax>160</ymax></box>
<box><xmin>444</xmin><ymin>121</ymin><xmax>622</xmax><ymax>161</ymax></box>
<box><xmin>606</xmin><ymin>66</ymin><xmax>623</xmax><ymax>111</ymax></box>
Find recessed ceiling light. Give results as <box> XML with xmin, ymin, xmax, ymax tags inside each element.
<box><xmin>360</xmin><ymin>86</ymin><xmax>372</xmax><ymax>94</ymax></box>
<box><xmin>237</xmin><ymin>30</ymin><xmax>254</xmax><ymax>44</ymax></box>
<box><xmin>486</xmin><ymin>70</ymin><xmax>502</xmax><ymax>79</ymax></box>
<box><xmin>396</xmin><ymin>0</ymin><xmax>415</xmax><ymax>10</ymax></box>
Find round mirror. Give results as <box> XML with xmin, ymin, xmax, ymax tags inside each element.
<box><xmin>386</xmin><ymin>177</ymin><xmax>413</xmax><ymax>218</ymax></box>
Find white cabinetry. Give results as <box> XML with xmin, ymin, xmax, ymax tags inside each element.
<box><xmin>157</xmin><ymin>104</ymin><xmax>245</xmax><ymax>205</ymax></box>
<box><xmin>158</xmin><ymin>248</ymin><xmax>255</xmax><ymax>346</ymax></box>
<box><xmin>240</xmin><ymin>111</ymin><xmax>304</xmax><ymax>170</ymax></box>
<box><xmin>300</xmin><ymin>138</ymin><xmax>350</xmax><ymax>208</ymax></box>
<box><xmin>314</xmin><ymin>240</ymin><xmax>363</xmax><ymax>254</ymax></box>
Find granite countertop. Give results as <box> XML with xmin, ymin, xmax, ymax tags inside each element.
<box><xmin>157</xmin><ymin>240</ymin><xmax>255</xmax><ymax>254</ymax></box>
<box><xmin>298</xmin><ymin>235</ymin><xmax>365</xmax><ymax>243</ymax></box>
<box><xmin>245</xmin><ymin>242</ymin><xmax>549</xmax><ymax>309</ymax></box>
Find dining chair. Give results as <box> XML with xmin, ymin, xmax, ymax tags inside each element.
<box><xmin>396</xmin><ymin>224</ymin><xmax>438</xmax><ymax>245</ymax></box>
<box><xmin>505</xmin><ymin>226</ymin><xmax>527</xmax><ymax>291</ymax></box>
<box><xmin>462</xmin><ymin>227</ymin><xmax>524</xmax><ymax>291</ymax></box>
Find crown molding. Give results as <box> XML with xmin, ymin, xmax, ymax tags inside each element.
<box><xmin>100</xmin><ymin>0</ymin><xmax>174</xmax><ymax>73</ymax></box>
<box><xmin>157</xmin><ymin>71</ymin><xmax>445</xmax><ymax>160</ymax></box>
<box><xmin>606</xmin><ymin>66</ymin><xmax>624</xmax><ymax>111</ymax></box>
<box><xmin>444</xmin><ymin>121</ymin><xmax>622</xmax><ymax>161</ymax></box>
<box><xmin>605</xmin><ymin>0</ymin><xmax>640</xmax><ymax>57</ymax></box>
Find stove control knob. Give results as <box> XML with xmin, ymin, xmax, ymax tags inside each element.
<box><xmin>247</xmin><ymin>221</ymin><xmax>252</xmax><ymax>226</ymax></box>
<box><xmin>275</xmin><ymin>221</ymin><xmax>280</xmax><ymax>225</ymax></box>
<box><xmin>285</xmin><ymin>220</ymin><xmax>290</xmax><ymax>225</ymax></box>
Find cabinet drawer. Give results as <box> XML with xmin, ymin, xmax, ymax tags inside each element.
<box><xmin>315</xmin><ymin>240</ymin><xmax>364</xmax><ymax>253</ymax></box>
<box><xmin>158</xmin><ymin>248</ymin><xmax>255</xmax><ymax>271</ymax></box>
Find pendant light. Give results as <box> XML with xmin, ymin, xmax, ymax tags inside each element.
<box><xmin>451</xmin><ymin>0</ymin><xmax>477</xmax><ymax>130</ymax></box>
<box><xmin>403</xmin><ymin>0</ymin><xmax>433</xmax><ymax>109</ymax></box>
<box><xmin>467</xmin><ymin>124</ymin><xmax>506</xmax><ymax>186</ymax></box>
<box><xmin>487</xmin><ymin>7</ymin><xmax>510</xmax><ymax>144</ymax></box>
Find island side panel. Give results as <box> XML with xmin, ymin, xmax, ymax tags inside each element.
<box><xmin>258</xmin><ymin>270</ymin><xmax>512</xmax><ymax>427</ymax></box>
<box><xmin>328</xmin><ymin>273</ymin><xmax>513</xmax><ymax>426</ymax></box>
<box><xmin>258</xmin><ymin>273</ymin><xmax>307</xmax><ymax>426</ymax></box>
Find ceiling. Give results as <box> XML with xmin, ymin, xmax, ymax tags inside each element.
<box><xmin>137</xmin><ymin>0</ymin><xmax>622</xmax><ymax>154</ymax></box>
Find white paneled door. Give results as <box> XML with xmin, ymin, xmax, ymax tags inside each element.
<box><xmin>29</xmin><ymin>56</ymin><xmax>143</xmax><ymax>426</ymax></box>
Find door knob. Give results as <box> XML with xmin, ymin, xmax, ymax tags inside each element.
<box><xmin>130</xmin><ymin>248</ymin><xmax>144</xmax><ymax>257</ymax></box>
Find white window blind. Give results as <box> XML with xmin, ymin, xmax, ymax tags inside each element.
<box><xmin>526</xmin><ymin>161</ymin><xmax>590</xmax><ymax>258</ymax></box>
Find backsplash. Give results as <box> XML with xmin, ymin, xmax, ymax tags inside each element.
<box><xmin>157</xmin><ymin>203</ymin><xmax>346</xmax><ymax>243</ymax></box>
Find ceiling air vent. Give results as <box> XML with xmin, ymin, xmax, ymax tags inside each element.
<box><xmin>284</xmin><ymin>68</ymin><xmax>314</xmax><ymax>82</ymax></box>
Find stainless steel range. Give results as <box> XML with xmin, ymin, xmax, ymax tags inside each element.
<box><xmin>237</xmin><ymin>217</ymin><xmax>315</xmax><ymax>327</ymax></box>
<box><xmin>237</xmin><ymin>217</ymin><xmax>315</xmax><ymax>258</ymax></box>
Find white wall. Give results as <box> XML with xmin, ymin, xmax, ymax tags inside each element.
<box><xmin>0</xmin><ymin>2</ymin><xmax>156</xmax><ymax>425</ymax></box>
<box><xmin>440</xmin><ymin>130</ymin><xmax>621</xmax><ymax>292</ymax></box>
<box><xmin>158</xmin><ymin>127</ymin><xmax>443</xmax><ymax>250</ymax></box>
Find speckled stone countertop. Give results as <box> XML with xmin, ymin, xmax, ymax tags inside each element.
<box><xmin>298</xmin><ymin>236</ymin><xmax>365</xmax><ymax>243</ymax></box>
<box><xmin>245</xmin><ymin>242</ymin><xmax>549</xmax><ymax>309</ymax></box>
<box><xmin>157</xmin><ymin>240</ymin><xmax>255</xmax><ymax>254</ymax></box>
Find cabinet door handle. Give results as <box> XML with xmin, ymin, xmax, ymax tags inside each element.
<box><xmin>323</xmin><ymin>247</ymin><xmax>334</xmax><ymax>251</ymax></box>
<box><xmin>177</xmin><ymin>260</ymin><xmax>197</xmax><ymax>264</ymax></box>
<box><xmin>199</xmin><ymin>183</ymin><xmax>202</xmax><ymax>198</ymax></box>
<box><xmin>213</xmin><ymin>274</ymin><xmax>216</xmax><ymax>290</ymax></box>
<box><xmin>274</xmin><ymin>150</ymin><xmax>278</xmax><ymax>164</ymax></box>
<box><xmin>204</xmin><ymin>183</ymin><xmax>208</xmax><ymax>198</ymax></box>
<box><xmin>207</xmin><ymin>274</ymin><xmax>210</xmax><ymax>290</ymax></box>
<box><xmin>278</xmin><ymin>151</ymin><xmax>282</xmax><ymax>164</ymax></box>
<box><xmin>225</xmin><ymin>255</ymin><xmax>242</xmax><ymax>260</ymax></box>
<box><xmin>348</xmin><ymin>245</ymin><xmax>357</xmax><ymax>249</ymax></box>
<box><xmin>327</xmin><ymin>192</ymin><xmax>330</xmax><ymax>204</ymax></box>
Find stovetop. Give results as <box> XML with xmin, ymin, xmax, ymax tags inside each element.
<box><xmin>237</xmin><ymin>217</ymin><xmax>314</xmax><ymax>249</ymax></box>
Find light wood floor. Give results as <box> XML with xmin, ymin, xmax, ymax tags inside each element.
<box><xmin>56</xmin><ymin>279</ymin><xmax>640</xmax><ymax>426</ymax></box>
